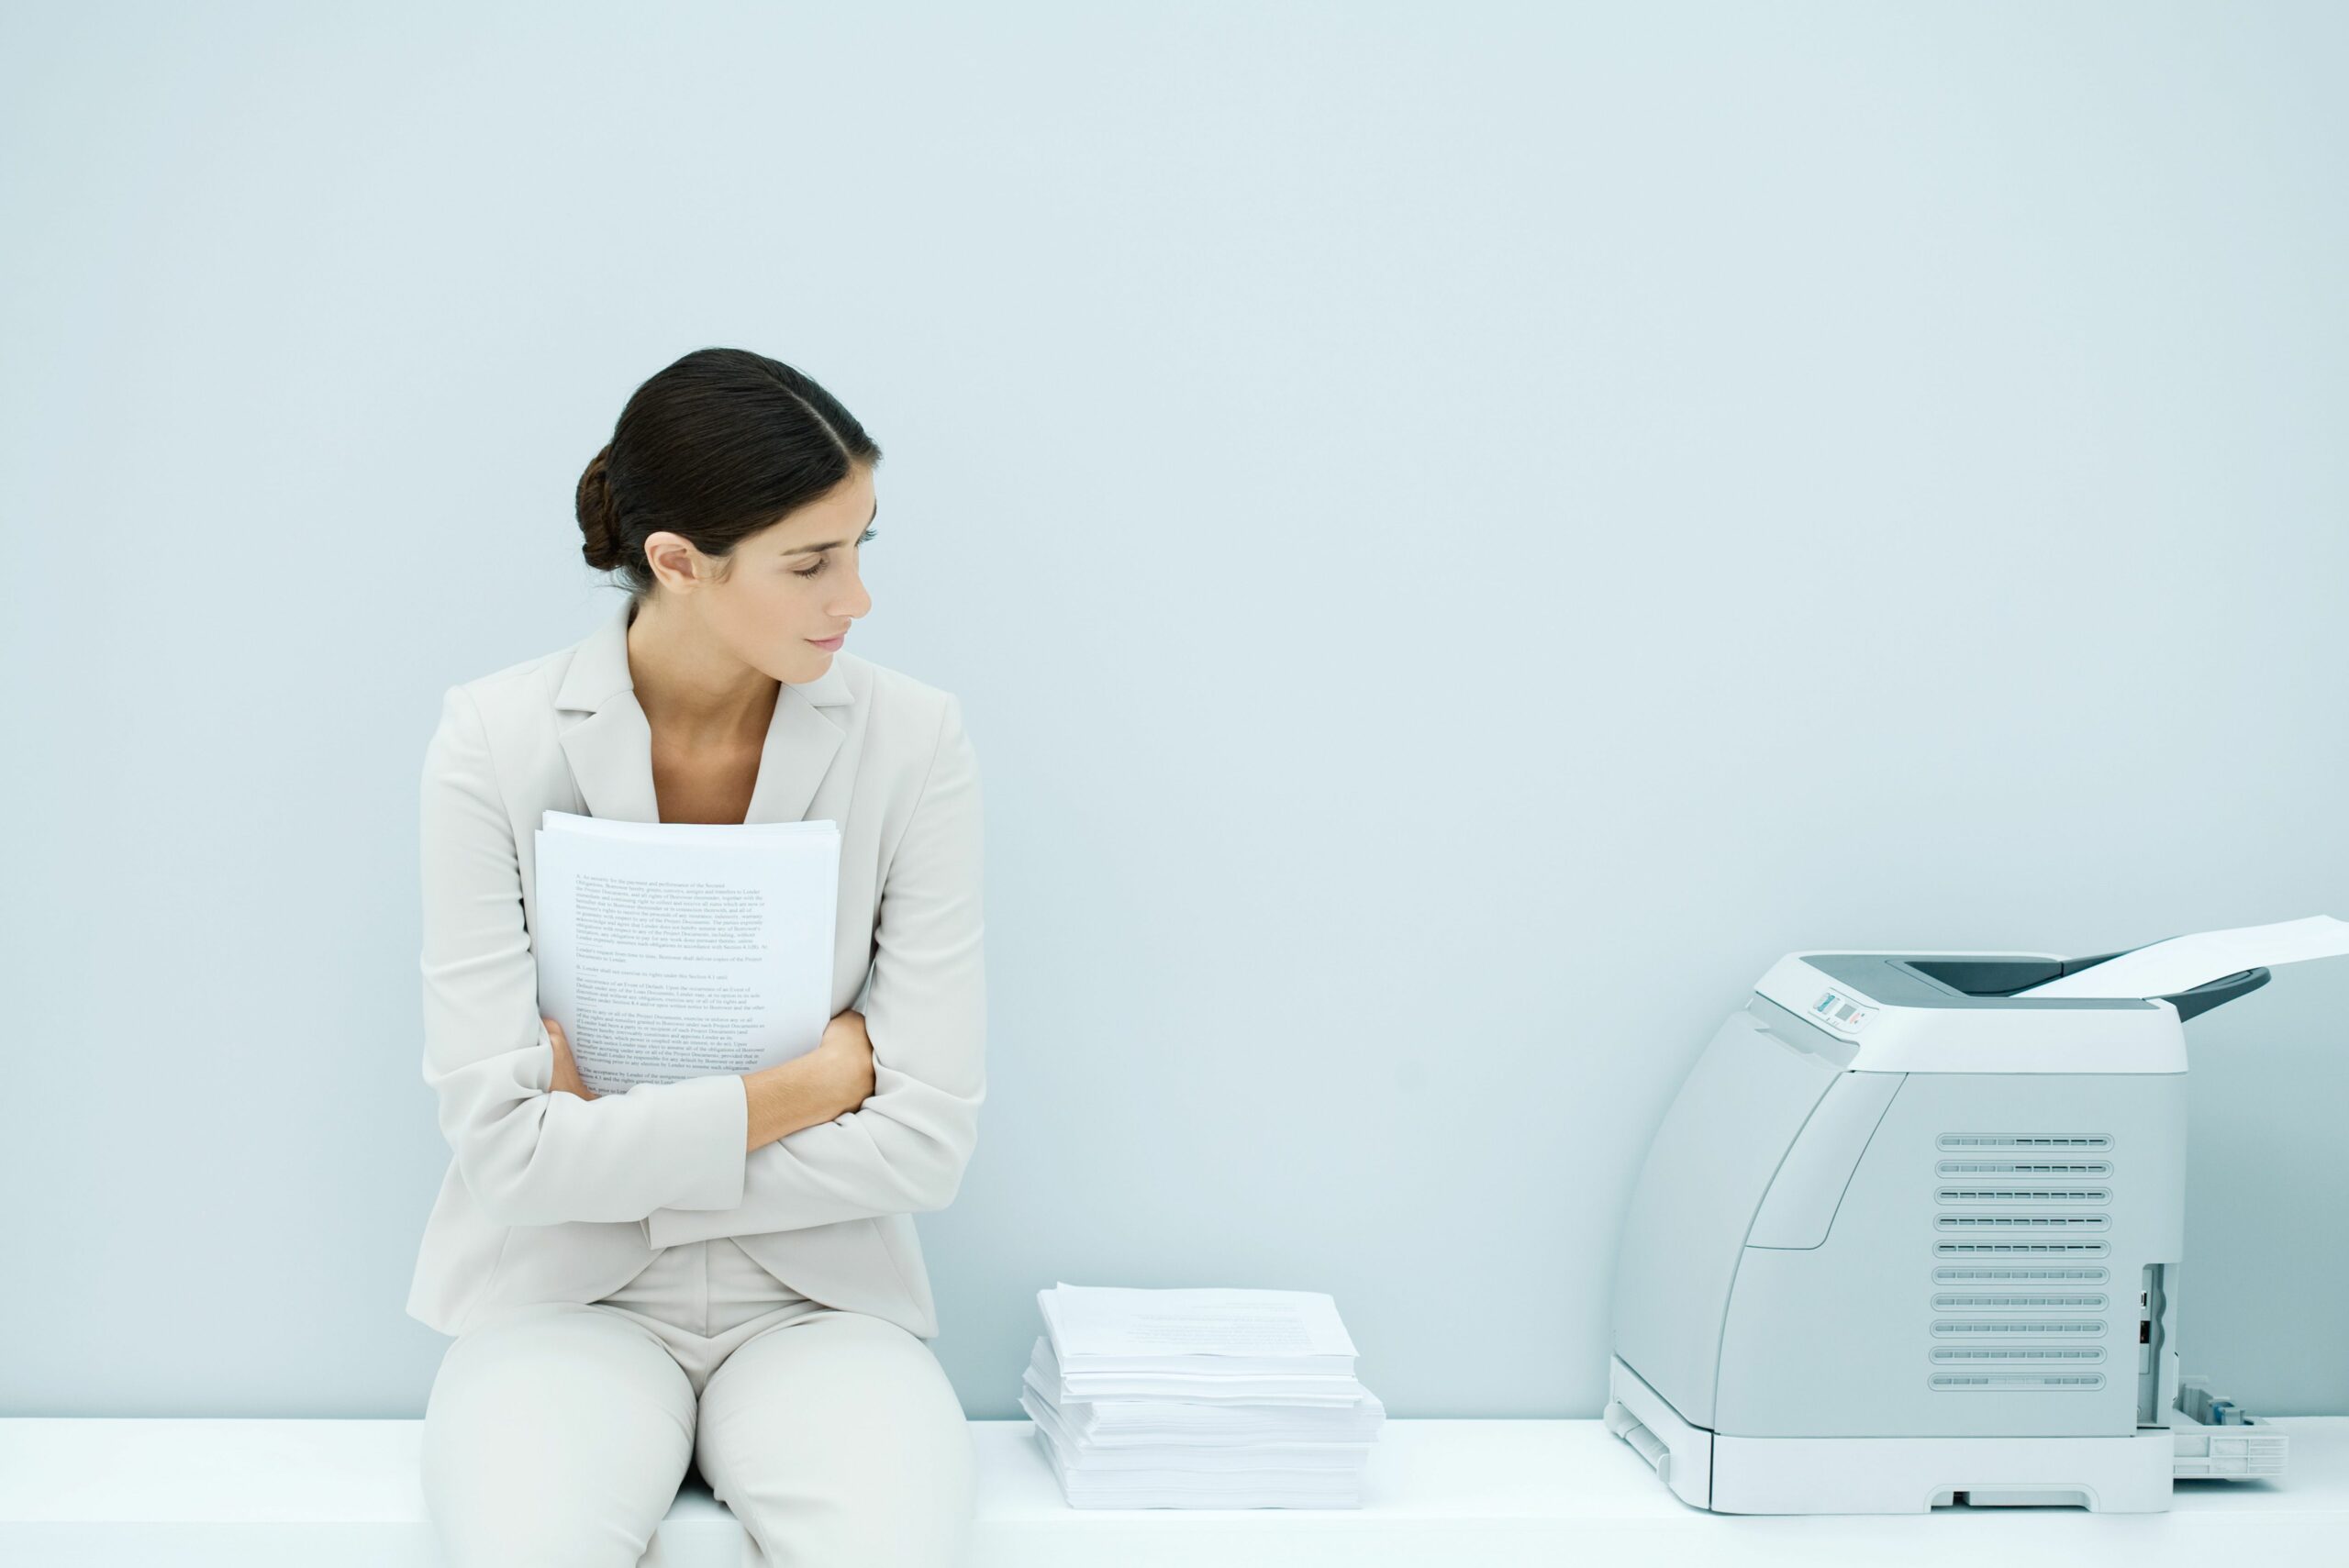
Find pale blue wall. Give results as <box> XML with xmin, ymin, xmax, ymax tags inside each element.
<box><xmin>4</xmin><ymin>0</ymin><xmax>2343</xmax><ymax>1419</ymax></box>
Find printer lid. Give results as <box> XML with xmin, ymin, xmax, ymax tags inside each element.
<box><xmin>1753</xmin><ymin>951</ymin><xmax>2266</xmax><ymax>1074</ymax></box>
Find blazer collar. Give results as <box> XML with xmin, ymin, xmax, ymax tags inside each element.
<box><xmin>551</xmin><ymin>597</ymin><xmax>854</xmax><ymax>826</ymax></box>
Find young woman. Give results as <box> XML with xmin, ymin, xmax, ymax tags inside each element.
<box><xmin>408</xmin><ymin>348</ymin><xmax>985</xmax><ymax>1566</ymax></box>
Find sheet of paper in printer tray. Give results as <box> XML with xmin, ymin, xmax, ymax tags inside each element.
<box><xmin>2015</xmin><ymin>913</ymin><xmax>2349</xmax><ymax>999</ymax></box>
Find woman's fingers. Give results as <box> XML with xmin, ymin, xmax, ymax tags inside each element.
<box><xmin>541</xmin><ymin>1016</ymin><xmax>596</xmax><ymax>1099</ymax></box>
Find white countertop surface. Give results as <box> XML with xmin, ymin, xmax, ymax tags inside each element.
<box><xmin>1</xmin><ymin>1416</ymin><xmax>2339</xmax><ymax>1566</ymax></box>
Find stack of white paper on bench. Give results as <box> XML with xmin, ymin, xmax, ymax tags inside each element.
<box><xmin>1019</xmin><ymin>1283</ymin><xmax>1385</xmax><ymax>1508</ymax></box>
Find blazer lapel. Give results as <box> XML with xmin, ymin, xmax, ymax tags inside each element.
<box><xmin>553</xmin><ymin>597</ymin><xmax>854</xmax><ymax>827</ymax></box>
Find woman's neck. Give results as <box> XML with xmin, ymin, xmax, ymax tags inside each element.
<box><xmin>624</xmin><ymin>597</ymin><xmax>779</xmax><ymax>747</ymax></box>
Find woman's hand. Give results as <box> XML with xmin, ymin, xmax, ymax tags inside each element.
<box><xmin>814</xmin><ymin>1007</ymin><xmax>875</xmax><ymax>1118</ymax></box>
<box><xmin>543</xmin><ymin>1017</ymin><xmax>597</xmax><ymax>1100</ymax></box>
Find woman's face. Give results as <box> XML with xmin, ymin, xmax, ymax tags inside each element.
<box><xmin>705</xmin><ymin>464</ymin><xmax>877</xmax><ymax>685</ymax></box>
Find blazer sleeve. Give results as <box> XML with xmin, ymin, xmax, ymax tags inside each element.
<box><xmin>642</xmin><ymin>692</ymin><xmax>986</xmax><ymax>1248</ymax></box>
<box><xmin>419</xmin><ymin>684</ymin><xmax>751</xmax><ymax>1229</ymax></box>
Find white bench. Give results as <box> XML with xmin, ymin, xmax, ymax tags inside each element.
<box><xmin>3</xmin><ymin>1417</ymin><xmax>2343</xmax><ymax>1566</ymax></box>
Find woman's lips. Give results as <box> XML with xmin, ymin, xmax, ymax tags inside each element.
<box><xmin>808</xmin><ymin>634</ymin><xmax>846</xmax><ymax>651</ymax></box>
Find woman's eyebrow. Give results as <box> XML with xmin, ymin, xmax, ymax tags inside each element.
<box><xmin>781</xmin><ymin>501</ymin><xmax>880</xmax><ymax>556</ymax></box>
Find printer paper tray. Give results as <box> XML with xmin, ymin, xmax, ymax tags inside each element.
<box><xmin>2169</xmin><ymin>1378</ymin><xmax>2288</xmax><ymax>1480</ymax></box>
<box><xmin>1605</xmin><ymin>1356</ymin><xmax>1713</xmax><ymax>1509</ymax></box>
<box><xmin>1607</xmin><ymin>1354</ymin><xmax>2185</xmax><ymax>1513</ymax></box>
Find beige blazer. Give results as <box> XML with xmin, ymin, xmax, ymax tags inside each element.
<box><xmin>405</xmin><ymin>596</ymin><xmax>985</xmax><ymax>1342</ymax></box>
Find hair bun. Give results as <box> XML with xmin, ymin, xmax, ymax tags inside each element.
<box><xmin>575</xmin><ymin>443</ymin><xmax>625</xmax><ymax>571</ymax></box>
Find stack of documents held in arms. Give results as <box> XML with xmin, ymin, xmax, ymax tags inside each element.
<box><xmin>1019</xmin><ymin>1283</ymin><xmax>1385</xmax><ymax>1508</ymax></box>
<box><xmin>532</xmin><ymin>810</ymin><xmax>841</xmax><ymax>1095</ymax></box>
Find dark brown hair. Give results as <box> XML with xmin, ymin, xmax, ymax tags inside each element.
<box><xmin>576</xmin><ymin>348</ymin><xmax>883</xmax><ymax>601</ymax></box>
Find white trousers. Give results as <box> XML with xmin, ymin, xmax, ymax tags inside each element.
<box><xmin>420</xmin><ymin>1235</ymin><xmax>976</xmax><ymax>1567</ymax></box>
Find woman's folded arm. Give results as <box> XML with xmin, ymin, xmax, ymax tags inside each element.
<box><xmin>419</xmin><ymin>683</ymin><xmax>752</xmax><ymax>1229</ymax></box>
<box><xmin>643</xmin><ymin>692</ymin><xmax>986</xmax><ymax>1247</ymax></box>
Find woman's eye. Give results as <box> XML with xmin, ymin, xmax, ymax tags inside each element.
<box><xmin>793</xmin><ymin>527</ymin><xmax>877</xmax><ymax>579</ymax></box>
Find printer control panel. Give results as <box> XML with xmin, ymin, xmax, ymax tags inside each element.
<box><xmin>1809</xmin><ymin>988</ymin><xmax>1876</xmax><ymax>1037</ymax></box>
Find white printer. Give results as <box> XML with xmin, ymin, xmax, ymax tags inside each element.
<box><xmin>1606</xmin><ymin>946</ymin><xmax>2291</xmax><ymax>1514</ymax></box>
